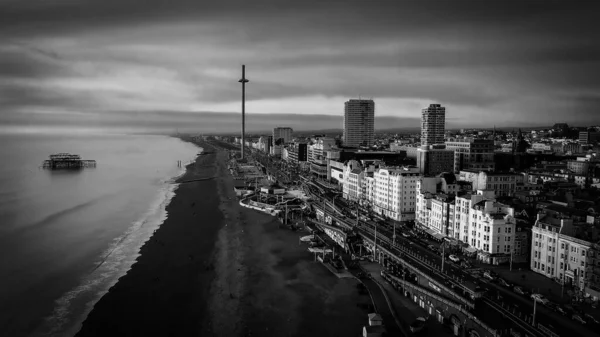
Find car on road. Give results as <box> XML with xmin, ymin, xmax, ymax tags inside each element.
<box><xmin>555</xmin><ymin>306</ymin><xmax>568</xmax><ymax>316</ymax></box>
<box><xmin>448</xmin><ymin>255</ymin><xmax>460</xmax><ymax>263</ymax></box>
<box><xmin>483</xmin><ymin>271</ymin><xmax>496</xmax><ymax>281</ymax></box>
<box><xmin>401</xmin><ymin>232</ymin><xmax>411</xmax><ymax>238</ymax></box>
<box><xmin>531</xmin><ymin>293</ymin><xmax>549</xmax><ymax>305</ymax></box>
<box><xmin>513</xmin><ymin>286</ymin><xmax>528</xmax><ymax>296</ymax></box>
<box><xmin>572</xmin><ymin>314</ymin><xmax>586</xmax><ymax>324</ymax></box>
<box><xmin>460</xmin><ymin>261</ymin><xmax>473</xmax><ymax>268</ymax></box>
<box><xmin>497</xmin><ymin>278</ymin><xmax>511</xmax><ymax>287</ymax></box>
<box><xmin>584</xmin><ymin>313</ymin><xmax>599</xmax><ymax>324</ymax></box>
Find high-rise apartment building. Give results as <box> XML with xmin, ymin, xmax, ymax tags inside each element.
<box><xmin>343</xmin><ymin>99</ymin><xmax>375</xmax><ymax>147</ymax></box>
<box><xmin>421</xmin><ymin>104</ymin><xmax>446</xmax><ymax>146</ymax></box>
<box><xmin>273</xmin><ymin>127</ymin><xmax>293</xmax><ymax>145</ymax></box>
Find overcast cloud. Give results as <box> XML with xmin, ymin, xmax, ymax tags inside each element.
<box><xmin>0</xmin><ymin>0</ymin><xmax>599</xmax><ymax>133</ymax></box>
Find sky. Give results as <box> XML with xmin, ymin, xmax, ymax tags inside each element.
<box><xmin>1</xmin><ymin>0</ymin><xmax>599</xmax><ymax>134</ymax></box>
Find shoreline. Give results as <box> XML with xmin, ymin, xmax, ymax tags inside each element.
<box><xmin>76</xmin><ymin>138</ymin><xmax>371</xmax><ymax>337</ymax></box>
<box><xmin>75</xmin><ymin>139</ymin><xmax>223</xmax><ymax>336</ymax></box>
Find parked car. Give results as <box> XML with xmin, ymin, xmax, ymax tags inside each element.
<box><xmin>584</xmin><ymin>313</ymin><xmax>599</xmax><ymax>324</ymax></box>
<box><xmin>531</xmin><ymin>293</ymin><xmax>549</xmax><ymax>305</ymax></box>
<box><xmin>572</xmin><ymin>314</ymin><xmax>587</xmax><ymax>324</ymax></box>
<box><xmin>513</xmin><ymin>286</ymin><xmax>529</xmax><ymax>296</ymax></box>
<box><xmin>498</xmin><ymin>278</ymin><xmax>511</xmax><ymax>287</ymax></box>
<box><xmin>555</xmin><ymin>306</ymin><xmax>568</xmax><ymax>316</ymax></box>
<box><xmin>409</xmin><ymin>317</ymin><xmax>427</xmax><ymax>333</ymax></box>
<box><xmin>460</xmin><ymin>261</ymin><xmax>473</xmax><ymax>268</ymax></box>
<box><xmin>483</xmin><ymin>271</ymin><xmax>496</xmax><ymax>281</ymax></box>
<box><xmin>449</xmin><ymin>255</ymin><xmax>460</xmax><ymax>263</ymax></box>
<box><xmin>402</xmin><ymin>232</ymin><xmax>411</xmax><ymax>238</ymax></box>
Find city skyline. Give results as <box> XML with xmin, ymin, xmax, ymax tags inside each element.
<box><xmin>1</xmin><ymin>0</ymin><xmax>599</xmax><ymax>134</ymax></box>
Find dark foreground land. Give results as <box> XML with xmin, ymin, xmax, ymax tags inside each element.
<box><xmin>76</xmin><ymin>139</ymin><xmax>369</xmax><ymax>337</ymax></box>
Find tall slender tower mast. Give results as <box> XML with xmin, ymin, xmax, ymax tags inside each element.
<box><xmin>239</xmin><ymin>65</ymin><xmax>249</xmax><ymax>160</ymax></box>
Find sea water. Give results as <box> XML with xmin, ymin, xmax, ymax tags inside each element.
<box><xmin>0</xmin><ymin>133</ymin><xmax>198</xmax><ymax>336</ymax></box>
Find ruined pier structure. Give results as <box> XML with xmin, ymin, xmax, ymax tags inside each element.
<box><xmin>42</xmin><ymin>153</ymin><xmax>97</xmax><ymax>169</ymax></box>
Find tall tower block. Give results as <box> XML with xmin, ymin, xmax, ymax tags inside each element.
<box><xmin>239</xmin><ymin>65</ymin><xmax>249</xmax><ymax>159</ymax></box>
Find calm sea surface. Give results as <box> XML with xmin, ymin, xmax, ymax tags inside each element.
<box><xmin>0</xmin><ymin>133</ymin><xmax>199</xmax><ymax>336</ymax></box>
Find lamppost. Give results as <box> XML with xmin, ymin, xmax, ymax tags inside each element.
<box><xmin>441</xmin><ymin>242</ymin><xmax>446</xmax><ymax>273</ymax></box>
<box><xmin>392</xmin><ymin>221</ymin><xmax>396</xmax><ymax>247</ymax></box>
<box><xmin>374</xmin><ymin>220</ymin><xmax>379</xmax><ymax>264</ymax></box>
<box><xmin>532</xmin><ymin>297</ymin><xmax>538</xmax><ymax>327</ymax></box>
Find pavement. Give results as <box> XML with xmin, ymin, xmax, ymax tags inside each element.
<box><xmin>360</xmin><ymin>261</ymin><xmax>455</xmax><ymax>337</ymax></box>
<box><xmin>312</xmin><ymin>230</ymin><xmax>404</xmax><ymax>336</ymax></box>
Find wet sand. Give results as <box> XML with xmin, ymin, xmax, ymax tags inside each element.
<box><xmin>76</xmin><ymin>139</ymin><xmax>370</xmax><ymax>337</ymax></box>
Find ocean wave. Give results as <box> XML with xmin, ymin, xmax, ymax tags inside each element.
<box><xmin>37</xmin><ymin>181</ymin><xmax>180</xmax><ymax>337</ymax></box>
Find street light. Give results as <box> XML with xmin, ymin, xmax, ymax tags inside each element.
<box><xmin>532</xmin><ymin>297</ymin><xmax>538</xmax><ymax>327</ymax></box>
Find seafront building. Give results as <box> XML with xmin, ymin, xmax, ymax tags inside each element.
<box><xmin>370</xmin><ymin>166</ymin><xmax>420</xmax><ymax>222</ymax></box>
<box><xmin>308</xmin><ymin>137</ymin><xmax>336</xmax><ymax>179</ymax></box>
<box><xmin>415</xmin><ymin>173</ymin><xmax>471</xmax><ymax>239</ymax></box>
<box><xmin>530</xmin><ymin>208</ymin><xmax>600</xmax><ymax>298</ymax></box>
<box><xmin>343</xmin><ymin>99</ymin><xmax>375</xmax><ymax>148</ymax></box>
<box><xmin>453</xmin><ymin>190</ymin><xmax>517</xmax><ymax>263</ymax></box>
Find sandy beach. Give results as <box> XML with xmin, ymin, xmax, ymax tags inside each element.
<box><xmin>76</xmin><ymin>139</ymin><xmax>370</xmax><ymax>337</ymax></box>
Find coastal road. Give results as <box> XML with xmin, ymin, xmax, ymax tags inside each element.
<box><xmin>361</xmin><ymin>278</ymin><xmax>404</xmax><ymax>336</ymax></box>
<box><xmin>313</xmin><ymin>194</ymin><xmax>593</xmax><ymax>337</ymax></box>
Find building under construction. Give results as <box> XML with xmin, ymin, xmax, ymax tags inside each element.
<box><xmin>42</xmin><ymin>153</ymin><xmax>97</xmax><ymax>169</ymax></box>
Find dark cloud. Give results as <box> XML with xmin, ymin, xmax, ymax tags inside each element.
<box><xmin>0</xmin><ymin>0</ymin><xmax>599</xmax><ymax>130</ymax></box>
<box><xmin>0</xmin><ymin>109</ymin><xmax>422</xmax><ymax>134</ymax></box>
<box><xmin>0</xmin><ymin>44</ymin><xmax>64</xmax><ymax>79</ymax></box>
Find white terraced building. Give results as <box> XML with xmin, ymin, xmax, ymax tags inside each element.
<box><xmin>371</xmin><ymin>166</ymin><xmax>420</xmax><ymax>222</ymax></box>
<box><xmin>415</xmin><ymin>173</ymin><xmax>471</xmax><ymax>239</ymax></box>
<box><xmin>342</xmin><ymin>160</ymin><xmax>364</xmax><ymax>201</ymax></box>
<box><xmin>450</xmin><ymin>191</ymin><xmax>517</xmax><ymax>264</ymax></box>
<box><xmin>530</xmin><ymin>213</ymin><xmax>600</xmax><ymax>297</ymax></box>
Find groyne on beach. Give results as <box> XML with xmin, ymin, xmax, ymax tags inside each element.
<box><xmin>76</xmin><ymin>137</ymin><xmax>371</xmax><ymax>337</ymax></box>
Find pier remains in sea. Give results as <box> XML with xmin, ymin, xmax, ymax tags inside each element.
<box><xmin>42</xmin><ymin>153</ymin><xmax>97</xmax><ymax>169</ymax></box>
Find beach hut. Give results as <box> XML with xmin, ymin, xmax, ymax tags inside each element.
<box><xmin>363</xmin><ymin>325</ymin><xmax>386</xmax><ymax>337</ymax></box>
<box><xmin>367</xmin><ymin>313</ymin><xmax>383</xmax><ymax>326</ymax></box>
